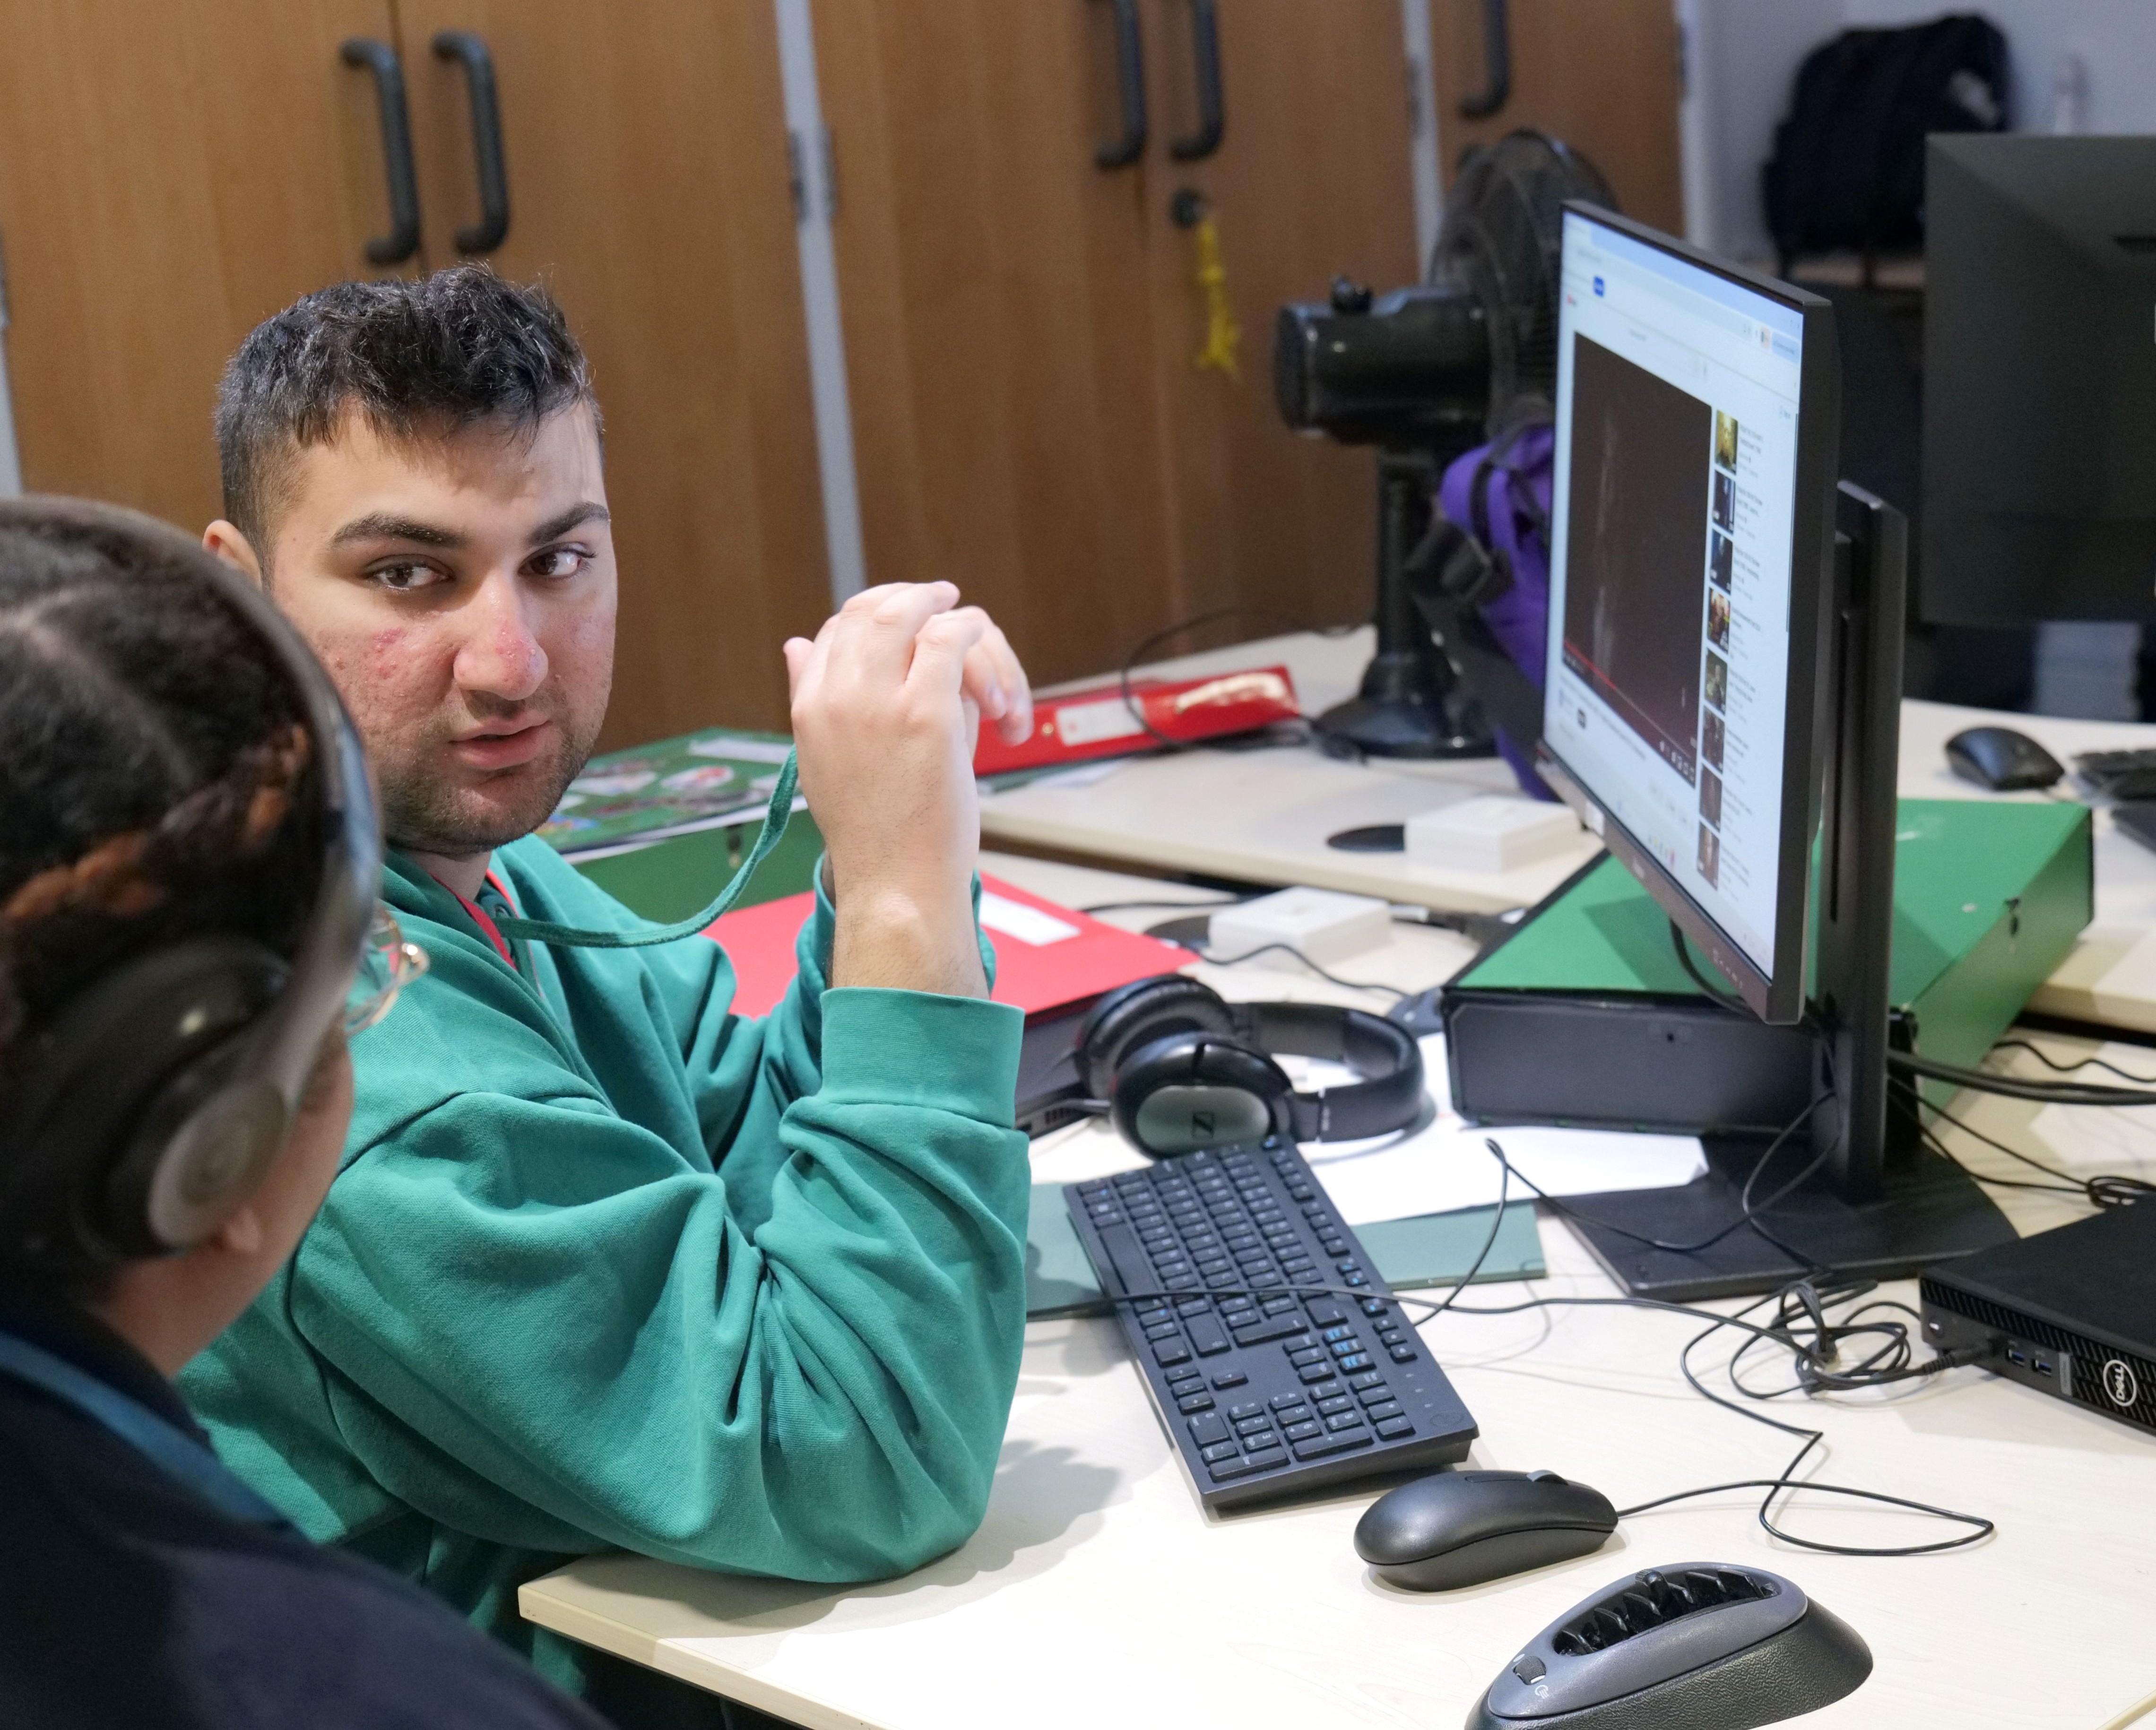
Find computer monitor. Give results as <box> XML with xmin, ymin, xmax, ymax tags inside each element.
<box><xmin>1536</xmin><ymin>206</ymin><xmax>1840</xmax><ymax>1026</ymax></box>
<box><xmin>1922</xmin><ymin>135</ymin><xmax>2156</xmax><ymax>625</ymax></box>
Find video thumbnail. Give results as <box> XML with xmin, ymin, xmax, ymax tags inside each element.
<box><xmin>1700</xmin><ymin>767</ymin><xmax>1723</xmax><ymax>827</ymax></box>
<box><xmin>1704</xmin><ymin>651</ymin><xmax>1728</xmax><ymax>710</ymax></box>
<box><xmin>1697</xmin><ymin>822</ymin><xmax>1721</xmax><ymax>887</ymax></box>
<box><xmin>1712</xmin><ymin>470</ymin><xmax>1734</xmax><ymax>532</ymax></box>
<box><xmin>1709</xmin><ymin>530</ymin><xmax>1732</xmax><ymax>591</ymax></box>
<box><xmin>1714</xmin><ymin>410</ymin><xmax>1739</xmax><ymax>473</ymax></box>
<box><xmin>1707</xmin><ymin>588</ymin><xmax>1731</xmax><ymax>650</ymax></box>
<box><xmin>1701</xmin><ymin>708</ymin><xmax>1725</xmax><ymax>770</ymax></box>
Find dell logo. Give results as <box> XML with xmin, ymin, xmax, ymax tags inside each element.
<box><xmin>1190</xmin><ymin>1110</ymin><xmax>1216</xmax><ymax>1138</ymax></box>
<box><xmin>2104</xmin><ymin>1358</ymin><xmax>2139</xmax><ymax>1409</ymax></box>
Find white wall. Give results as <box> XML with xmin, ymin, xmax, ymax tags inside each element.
<box><xmin>1682</xmin><ymin>0</ymin><xmax>2156</xmax><ymax>261</ymax></box>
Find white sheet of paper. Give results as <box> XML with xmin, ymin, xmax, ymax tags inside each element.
<box><xmin>978</xmin><ymin>891</ymin><xmax>1081</xmax><ymax>947</ymax></box>
<box><xmin>1292</xmin><ymin>1035</ymin><xmax>1706</xmax><ymax>1226</ymax></box>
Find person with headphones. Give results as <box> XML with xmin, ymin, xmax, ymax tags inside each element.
<box><xmin>0</xmin><ymin>501</ymin><xmax>608</xmax><ymax>1726</ymax></box>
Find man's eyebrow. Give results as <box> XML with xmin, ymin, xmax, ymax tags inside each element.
<box><xmin>330</xmin><ymin>512</ymin><xmax>466</xmax><ymax>551</ymax></box>
<box><xmin>529</xmin><ymin>502</ymin><xmax>611</xmax><ymax>545</ymax></box>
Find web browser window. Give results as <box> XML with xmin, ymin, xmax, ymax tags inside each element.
<box><xmin>1541</xmin><ymin>209</ymin><xmax>1807</xmax><ymax>978</ymax></box>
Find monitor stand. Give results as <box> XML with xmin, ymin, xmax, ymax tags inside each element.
<box><xmin>1550</xmin><ymin>484</ymin><xmax>2012</xmax><ymax>1302</ymax></box>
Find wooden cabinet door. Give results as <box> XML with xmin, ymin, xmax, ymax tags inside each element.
<box><xmin>0</xmin><ymin>0</ymin><xmax>410</xmax><ymax>531</ymax></box>
<box><xmin>1425</xmin><ymin>0</ymin><xmax>1684</xmax><ymax>233</ymax></box>
<box><xmin>399</xmin><ymin>0</ymin><xmax>832</xmax><ymax>744</ymax></box>
<box><xmin>1139</xmin><ymin>0</ymin><xmax>1422</xmax><ymax>634</ymax></box>
<box><xmin>811</xmin><ymin>0</ymin><xmax>1186</xmax><ymax>690</ymax></box>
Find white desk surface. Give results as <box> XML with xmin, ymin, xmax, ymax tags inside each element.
<box><xmin>985</xmin><ymin>629</ymin><xmax>2156</xmax><ymax>1026</ymax></box>
<box><xmin>523</xmin><ymin>850</ymin><xmax>2156</xmax><ymax>1730</ymax></box>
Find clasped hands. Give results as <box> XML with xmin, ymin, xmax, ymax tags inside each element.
<box><xmin>784</xmin><ymin>582</ymin><xmax>1033</xmax><ymax>997</ymax></box>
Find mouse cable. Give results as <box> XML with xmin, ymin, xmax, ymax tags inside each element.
<box><xmin>1191</xmin><ymin>940</ymin><xmax>1410</xmax><ymax>1002</ymax></box>
<box><xmin>1115</xmin><ymin>604</ymin><xmax>1358</xmax><ymax>753</ymax></box>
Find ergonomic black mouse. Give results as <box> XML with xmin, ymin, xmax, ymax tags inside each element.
<box><xmin>1945</xmin><ymin>725</ymin><xmax>2063</xmax><ymax>792</ymax></box>
<box><xmin>1354</xmin><ymin>1469</ymin><xmax>1618</xmax><ymax>1591</ymax></box>
<box><xmin>1469</xmin><ymin>1563</ymin><xmax>1871</xmax><ymax>1729</ymax></box>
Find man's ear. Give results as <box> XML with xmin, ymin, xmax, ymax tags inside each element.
<box><xmin>203</xmin><ymin>519</ymin><xmax>265</xmax><ymax>586</ymax></box>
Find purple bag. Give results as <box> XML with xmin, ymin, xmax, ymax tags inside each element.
<box><xmin>1426</xmin><ymin>422</ymin><xmax>1557</xmax><ymax>797</ymax></box>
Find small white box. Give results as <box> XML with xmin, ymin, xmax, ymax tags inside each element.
<box><xmin>1404</xmin><ymin>796</ymin><xmax>1581</xmax><ymax>874</ymax></box>
<box><xmin>1209</xmin><ymin>886</ymin><xmax>1393</xmax><ymax>966</ymax></box>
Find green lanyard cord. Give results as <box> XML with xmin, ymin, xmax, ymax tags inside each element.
<box><xmin>494</xmin><ymin>750</ymin><xmax>799</xmax><ymax>950</ymax></box>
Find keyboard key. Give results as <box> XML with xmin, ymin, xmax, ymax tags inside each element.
<box><xmin>1243</xmin><ymin>1448</ymin><xmax>1287</xmax><ymax>1472</ymax></box>
<box><xmin>1329</xmin><ymin>1340</ymin><xmax>1363</xmax><ymax>1359</ymax></box>
<box><xmin>1377</xmin><ymin>1330</ymin><xmax>1405</xmax><ymax>1348</ymax></box>
<box><xmin>1176</xmin><ymin>1295</ymin><xmax>1212</xmax><ymax>1313</ymax></box>
<box><xmin>1177</xmin><ymin>1393</ymin><xmax>1215</xmax><ymax>1414</ymax></box>
<box><xmin>1319</xmin><ymin>1324</ymin><xmax>1355</xmax><ymax>1344</ymax></box>
<box><xmin>1288</xmin><ymin>1347</ymin><xmax>1325</xmax><ymax>1368</ymax></box>
<box><xmin>1389</xmin><ymin>1345</ymin><xmax>1419</xmax><ymax>1363</ymax></box>
<box><xmin>1315</xmin><ymin>1395</ymin><xmax>1351</xmax><ymax>1415</ymax></box>
<box><xmin>1366</xmin><ymin>1401</ymin><xmax>1403</xmax><ymax>1422</ymax></box>
<box><xmin>1143</xmin><ymin>1322</ymin><xmax>1179</xmax><ymax>1341</ymax></box>
<box><xmin>1347</xmin><ymin>1370</ymin><xmax>1385</xmax><ymax>1390</ymax></box>
<box><xmin>1186</xmin><ymin>1314</ymin><xmax>1232</xmax><ymax>1357</ymax></box>
<box><xmin>1230</xmin><ymin>1314</ymin><xmax>1309</xmax><ymax>1347</ymax></box>
<box><xmin>1335</xmin><ymin>1260</ymin><xmax>1361</xmax><ymax>1274</ymax></box>
<box><xmin>1291</xmin><ymin>1430</ymin><xmax>1374</xmax><ymax>1461</ymax></box>
<box><xmin>1360</xmin><ymin>1298</ymin><xmax>1390</xmax><ymax>1317</ymax></box>
<box><xmin>1209</xmin><ymin>1455</ymin><xmax>1267</xmax><ymax>1481</ymax></box>
<box><xmin>1325</xmin><ymin>1410</ymin><xmax>1367</xmax><ymax>1432</ymax></box>
<box><xmin>1306</xmin><ymin>1379</ymin><xmax>1342</xmax><ymax>1399</ymax></box>
<box><xmin>1320</xmin><ymin>1240</ymin><xmax>1350</xmax><ymax>1257</ymax></box>
<box><xmin>1227</xmin><ymin>1401</ymin><xmax>1265</xmax><ymax>1421</ymax></box>
<box><xmin>1356</xmin><ymin>1385</ymin><xmax>1394</xmax><ymax>1407</ymax></box>
<box><xmin>1273</xmin><ymin>1403</ymin><xmax>1309</xmax><ymax>1425</ymax></box>
<box><xmin>1344</xmin><ymin>1274</ymin><xmax>1369</xmax><ymax>1288</ymax></box>
<box><xmin>1198</xmin><ymin>1260</ymin><xmax>1234</xmax><ymax>1278</ymax></box>
<box><xmin>1375</xmin><ymin>1418</ymin><xmax>1416</xmax><ymax>1440</ymax></box>
<box><xmin>1337</xmin><ymin>1353</ymin><xmax>1372</xmax><ymax>1371</ymax></box>
<box><xmin>1154</xmin><ymin>1341</ymin><xmax>1193</xmax><ymax>1367</ymax></box>
<box><xmin>1210</xmin><ymin>1369</ymin><xmax>1247</xmax><ymax>1389</ymax></box>
<box><xmin>1305</xmin><ymin>1300</ymin><xmax>1347</xmax><ymax>1327</ymax></box>
<box><xmin>1187</xmin><ymin>1412</ymin><xmax>1230</xmax><ymax>1447</ymax></box>
<box><xmin>1167</xmin><ymin>1364</ymin><xmax>1203</xmax><ymax>1384</ymax></box>
<box><xmin>1298</xmin><ymin>1364</ymin><xmax>1337</xmax><ymax>1384</ymax></box>
<box><xmin>1200</xmin><ymin>1440</ymin><xmax>1241</xmax><ymax>1464</ymax></box>
<box><xmin>1234</xmin><ymin>1416</ymin><xmax>1273</xmax><ymax>1436</ymax></box>
<box><xmin>1259</xmin><ymin>1297</ymin><xmax>1297</xmax><ymax>1315</ymax></box>
<box><xmin>1249</xmin><ymin>1272</ymin><xmax>1284</xmax><ymax>1288</ymax></box>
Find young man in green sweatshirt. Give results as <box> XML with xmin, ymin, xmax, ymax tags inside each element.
<box><xmin>183</xmin><ymin>268</ymin><xmax>1038</xmax><ymax>1726</ymax></box>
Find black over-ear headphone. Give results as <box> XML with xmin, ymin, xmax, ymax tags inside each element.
<box><xmin>0</xmin><ymin>499</ymin><xmax>379</xmax><ymax>1265</ymax></box>
<box><xmin>1075</xmin><ymin>975</ymin><xmax>1426</xmax><ymax>1159</ymax></box>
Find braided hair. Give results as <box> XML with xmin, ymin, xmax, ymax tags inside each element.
<box><xmin>0</xmin><ymin>514</ymin><xmax>323</xmax><ymax>1090</ymax></box>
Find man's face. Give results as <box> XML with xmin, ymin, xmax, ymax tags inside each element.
<box><xmin>237</xmin><ymin>405</ymin><xmax>615</xmax><ymax>859</ymax></box>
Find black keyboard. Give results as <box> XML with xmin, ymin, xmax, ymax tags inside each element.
<box><xmin>2077</xmin><ymin>748</ymin><xmax>2156</xmax><ymax>800</ymax></box>
<box><xmin>1065</xmin><ymin>1140</ymin><xmax>1478</xmax><ymax>1511</ymax></box>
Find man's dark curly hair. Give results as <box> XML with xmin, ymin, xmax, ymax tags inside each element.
<box><xmin>215</xmin><ymin>264</ymin><xmax>599</xmax><ymax>556</ymax></box>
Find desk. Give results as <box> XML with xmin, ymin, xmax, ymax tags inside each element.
<box><xmin>984</xmin><ymin>630</ymin><xmax>2156</xmax><ymax>1032</ymax></box>
<box><xmin>522</xmin><ymin>850</ymin><xmax>2156</xmax><ymax>1730</ymax></box>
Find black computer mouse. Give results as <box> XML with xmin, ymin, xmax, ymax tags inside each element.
<box><xmin>1945</xmin><ymin>725</ymin><xmax>2063</xmax><ymax>791</ymax></box>
<box><xmin>1354</xmin><ymin>1469</ymin><xmax>1618</xmax><ymax>1591</ymax></box>
<box><xmin>1469</xmin><ymin>1563</ymin><xmax>1871</xmax><ymax>1729</ymax></box>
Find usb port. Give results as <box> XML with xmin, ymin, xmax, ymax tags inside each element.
<box><xmin>2005</xmin><ymin>1347</ymin><xmax>2027</xmax><ymax>1367</ymax></box>
<box><xmin>2034</xmin><ymin>1358</ymin><xmax>2055</xmax><ymax>1377</ymax></box>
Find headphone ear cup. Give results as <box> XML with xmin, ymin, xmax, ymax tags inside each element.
<box><xmin>1110</xmin><ymin>1033</ymin><xmax>1295</xmax><ymax>1159</ymax></box>
<box><xmin>0</xmin><ymin>938</ymin><xmax>289</xmax><ymax>1264</ymax></box>
<box><xmin>1076</xmin><ymin>974</ymin><xmax>1234</xmax><ymax>1100</ymax></box>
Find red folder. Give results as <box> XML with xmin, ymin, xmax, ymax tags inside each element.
<box><xmin>704</xmin><ymin>873</ymin><xmax>1190</xmax><ymax>1019</ymax></box>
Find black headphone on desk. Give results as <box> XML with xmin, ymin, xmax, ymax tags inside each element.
<box><xmin>1076</xmin><ymin>975</ymin><xmax>1426</xmax><ymax>1159</ymax></box>
<box><xmin>0</xmin><ymin>500</ymin><xmax>380</xmax><ymax>1267</ymax></box>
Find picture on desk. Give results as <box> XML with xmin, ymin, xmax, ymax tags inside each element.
<box><xmin>1714</xmin><ymin>409</ymin><xmax>1739</xmax><ymax>473</ymax></box>
<box><xmin>1697</xmin><ymin>821</ymin><xmax>1721</xmax><ymax>886</ymax></box>
<box><xmin>1704</xmin><ymin>651</ymin><xmax>1728</xmax><ymax>712</ymax></box>
<box><xmin>1706</xmin><ymin>587</ymin><xmax>1731</xmax><ymax>650</ymax></box>
<box><xmin>1699</xmin><ymin>767</ymin><xmax>1723</xmax><ymax>827</ymax></box>
<box><xmin>1558</xmin><ymin>334</ymin><xmax>1714</xmax><ymax>785</ymax></box>
<box><xmin>1701</xmin><ymin>707</ymin><xmax>1725</xmax><ymax>770</ymax></box>
<box><xmin>1709</xmin><ymin>529</ymin><xmax>1732</xmax><ymax>591</ymax></box>
<box><xmin>1712</xmin><ymin>469</ymin><xmax>1734</xmax><ymax>532</ymax></box>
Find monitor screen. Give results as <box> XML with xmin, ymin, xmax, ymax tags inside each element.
<box><xmin>1540</xmin><ymin>208</ymin><xmax>1817</xmax><ymax>995</ymax></box>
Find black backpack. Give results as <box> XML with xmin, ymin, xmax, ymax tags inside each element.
<box><xmin>1763</xmin><ymin>14</ymin><xmax>2009</xmax><ymax>278</ymax></box>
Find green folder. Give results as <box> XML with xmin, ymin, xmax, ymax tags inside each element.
<box><xmin>1025</xmin><ymin>1183</ymin><xmax>1543</xmax><ymax>1320</ymax></box>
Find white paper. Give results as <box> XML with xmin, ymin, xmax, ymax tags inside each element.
<box><xmin>978</xmin><ymin>891</ymin><xmax>1081</xmax><ymax>947</ymax></box>
<box><xmin>1054</xmin><ymin>695</ymin><xmax>1148</xmax><ymax>747</ymax></box>
<box><xmin>688</xmin><ymin>735</ymin><xmax>795</xmax><ymax>763</ymax></box>
<box><xmin>1293</xmin><ymin>1035</ymin><xmax>1706</xmax><ymax>1226</ymax></box>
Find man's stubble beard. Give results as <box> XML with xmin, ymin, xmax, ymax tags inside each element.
<box><xmin>379</xmin><ymin>706</ymin><xmax>606</xmax><ymax>858</ymax></box>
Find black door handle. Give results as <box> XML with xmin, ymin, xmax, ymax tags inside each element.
<box><xmin>433</xmin><ymin>31</ymin><xmax>511</xmax><ymax>252</ymax></box>
<box><xmin>1169</xmin><ymin>0</ymin><xmax>1224</xmax><ymax>161</ymax></box>
<box><xmin>1092</xmin><ymin>0</ymin><xmax>1147</xmax><ymax>169</ymax></box>
<box><xmin>340</xmin><ymin>38</ymin><xmax>421</xmax><ymax>264</ymax></box>
<box><xmin>1459</xmin><ymin>0</ymin><xmax>1511</xmax><ymax>119</ymax></box>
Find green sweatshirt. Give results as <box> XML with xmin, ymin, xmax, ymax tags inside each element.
<box><xmin>181</xmin><ymin>837</ymin><xmax>1028</xmax><ymax>1706</ymax></box>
